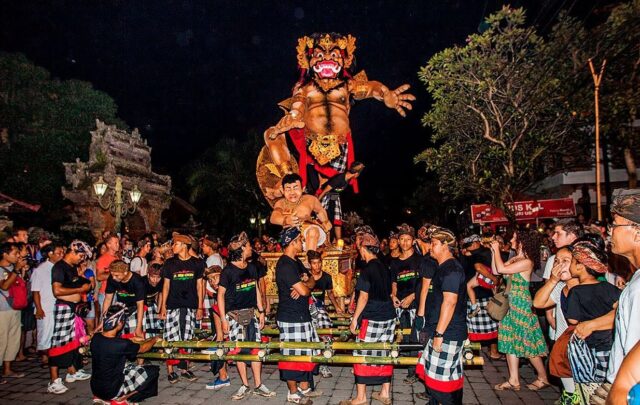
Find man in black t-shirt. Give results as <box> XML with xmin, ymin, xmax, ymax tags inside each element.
<box><xmin>102</xmin><ymin>260</ymin><xmax>146</xmax><ymax>339</ymax></box>
<box><xmin>219</xmin><ymin>232</ymin><xmax>274</xmax><ymax>400</ymax></box>
<box><xmin>142</xmin><ymin>264</ymin><xmax>164</xmax><ymax>337</ymax></box>
<box><xmin>307</xmin><ymin>250</ymin><xmax>340</xmax><ymax>379</ymax></box>
<box><xmin>416</xmin><ymin>227</ymin><xmax>467</xmax><ymax>405</ymax></box>
<box><xmin>276</xmin><ymin>227</ymin><xmax>320</xmax><ymax>404</ymax></box>
<box><xmin>159</xmin><ymin>233</ymin><xmax>204</xmax><ymax>384</ymax></box>
<box><xmin>389</xmin><ymin>223</ymin><xmax>422</xmax><ymax>384</ymax></box>
<box><xmin>91</xmin><ymin>303</ymin><xmax>159</xmax><ymax>403</ymax></box>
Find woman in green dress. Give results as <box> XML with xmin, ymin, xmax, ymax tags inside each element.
<box><xmin>491</xmin><ymin>230</ymin><xmax>550</xmax><ymax>392</ymax></box>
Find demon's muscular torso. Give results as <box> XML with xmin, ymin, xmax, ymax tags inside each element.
<box><xmin>257</xmin><ymin>33</ymin><xmax>414</xmax><ymax>205</ymax></box>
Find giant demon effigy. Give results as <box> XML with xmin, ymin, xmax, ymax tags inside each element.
<box><xmin>257</xmin><ymin>32</ymin><xmax>415</xmax><ymax>220</ymax></box>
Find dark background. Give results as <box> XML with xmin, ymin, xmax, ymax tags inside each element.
<box><xmin>0</xmin><ymin>0</ymin><xmax>603</xmax><ymax>232</ymax></box>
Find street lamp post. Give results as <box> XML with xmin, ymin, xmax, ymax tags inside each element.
<box><xmin>93</xmin><ymin>176</ymin><xmax>142</xmax><ymax>234</ymax></box>
<box><xmin>250</xmin><ymin>214</ymin><xmax>267</xmax><ymax>238</ymax></box>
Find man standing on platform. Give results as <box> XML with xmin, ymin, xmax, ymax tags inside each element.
<box><xmin>159</xmin><ymin>233</ymin><xmax>204</xmax><ymax>384</ymax></box>
<box><xmin>417</xmin><ymin>227</ymin><xmax>467</xmax><ymax>405</ymax></box>
<box><xmin>276</xmin><ymin>227</ymin><xmax>321</xmax><ymax>404</ymax></box>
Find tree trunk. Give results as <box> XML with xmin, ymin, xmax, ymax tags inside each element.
<box><xmin>624</xmin><ymin>147</ymin><xmax>637</xmax><ymax>189</ymax></box>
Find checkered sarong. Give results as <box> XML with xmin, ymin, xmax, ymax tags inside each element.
<box><xmin>164</xmin><ymin>308</ymin><xmax>195</xmax><ymax>342</ymax></box>
<box><xmin>117</xmin><ymin>363</ymin><xmax>150</xmax><ymax>397</ymax></box>
<box><xmin>466</xmin><ymin>297</ymin><xmax>498</xmax><ymax>341</ymax></box>
<box><xmin>123</xmin><ymin>309</ymin><xmax>139</xmax><ymax>336</ymax></box>
<box><xmin>50</xmin><ymin>303</ymin><xmax>76</xmax><ymax>349</ymax></box>
<box><xmin>277</xmin><ymin>321</ymin><xmax>321</xmax><ymax>356</ymax></box>
<box><xmin>144</xmin><ymin>303</ymin><xmax>164</xmax><ymax>336</ymax></box>
<box><xmin>396</xmin><ymin>308</ymin><xmax>416</xmax><ymax>326</ymax></box>
<box><xmin>320</xmin><ymin>193</ymin><xmax>343</xmax><ymax>224</ymax></box>
<box><xmin>226</xmin><ymin>314</ymin><xmax>261</xmax><ymax>343</ymax></box>
<box><xmin>354</xmin><ymin>318</ymin><xmax>396</xmax><ymax>357</ymax></box>
<box><xmin>417</xmin><ymin>339</ymin><xmax>464</xmax><ymax>389</ymax></box>
<box><xmin>311</xmin><ymin>305</ymin><xmax>332</xmax><ymax>329</ymax></box>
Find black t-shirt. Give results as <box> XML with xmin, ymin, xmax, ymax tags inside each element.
<box><xmin>356</xmin><ymin>258</ymin><xmax>395</xmax><ymax>321</ymax></box>
<box><xmin>105</xmin><ymin>273</ymin><xmax>145</xmax><ymax>310</ymax></box>
<box><xmin>90</xmin><ymin>334</ymin><xmax>140</xmax><ymax>400</ymax></box>
<box><xmin>566</xmin><ymin>282</ymin><xmax>621</xmax><ymax>351</ymax></box>
<box><xmin>51</xmin><ymin>260</ymin><xmax>89</xmax><ymax>305</ymax></box>
<box><xmin>219</xmin><ymin>262</ymin><xmax>259</xmax><ymax>311</ymax></box>
<box><xmin>417</xmin><ymin>255</ymin><xmax>438</xmax><ymax>308</ymax></box>
<box><xmin>143</xmin><ymin>276</ymin><xmax>163</xmax><ymax>307</ymax></box>
<box><xmin>161</xmin><ymin>256</ymin><xmax>205</xmax><ymax>309</ymax></box>
<box><xmin>425</xmin><ymin>258</ymin><xmax>468</xmax><ymax>341</ymax></box>
<box><xmin>276</xmin><ymin>255</ymin><xmax>311</xmax><ymax>323</ymax></box>
<box><xmin>310</xmin><ymin>272</ymin><xmax>333</xmax><ymax>307</ymax></box>
<box><xmin>390</xmin><ymin>253</ymin><xmax>422</xmax><ymax>308</ymax></box>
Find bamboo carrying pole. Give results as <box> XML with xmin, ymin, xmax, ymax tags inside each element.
<box><xmin>138</xmin><ymin>352</ymin><xmax>484</xmax><ymax>366</ymax></box>
<box><xmin>589</xmin><ymin>58</ymin><xmax>607</xmax><ymax>221</ymax></box>
<box><xmin>152</xmin><ymin>340</ymin><xmax>481</xmax><ymax>351</ymax></box>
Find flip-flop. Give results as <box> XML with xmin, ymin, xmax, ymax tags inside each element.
<box><xmin>526</xmin><ymin>379</ymin><xmax>551</xmax><ymax>391</ymax></box>
<box><xmin>494</xmin><ymin>381</ymin><xmax>521</xmax><ymax>391</ymax></box>
<box><xmin>371</xmin><ymin>391</ymin><xmax>392</xmax><ymax>405</ymax></box>
<box><xmin>489</xmin><ymin>354</ymin><xmax>505</xmax><ymax>361</ymax></box>
<box><xmin>0</xmin><ymin>379</ymin><xmax>7</xmax><ymax>385</ymax></box>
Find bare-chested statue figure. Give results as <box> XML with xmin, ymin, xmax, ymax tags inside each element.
<box><xmin>270</xmin><ymin>173</ymin><xmax>331</xmax><ymax>252</ymax></box>
<box><xmin>256</xmin><ymin>32</ymin><xmax>415</xmax><ymax>208</ymax></box>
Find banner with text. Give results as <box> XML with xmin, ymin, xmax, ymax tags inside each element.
<box><xmin>471</xmin><ymin>198</ymin><xmax>576</xmax><ymax>224</ymax></box>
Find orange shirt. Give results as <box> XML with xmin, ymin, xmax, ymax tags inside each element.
<box><xmin>96</xmin><ymin>253</ymin><xmax>118</xmax><ymax>294</ymax></box>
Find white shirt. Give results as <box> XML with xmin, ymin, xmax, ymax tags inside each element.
<box><xmin>549</xmin><ymin>281</ymin><xmax>569</xmax><ymax>340</ymax></box>
<box><xmin>607</xmin><ymin>269</ymin><xmax>640</xmax><ymax>383</ymax></box>
<box><xmin>129</xmin><ymin>256</ymin><xmax>148</xmax><ymax>277</ymax></box>
<box><xmin>30</xmin><ymin>260</ymin><xmax>56</xmax><ymax>312</ymax></box>
<box><xmin>206</xmin><ymin>253</ymin><xmax>224</xmax><ymax>268</ymax></box>
<box><xmin>542</xmin><ymin>254</ymin><xmax>555</xmax><ymax>280</ymax></box>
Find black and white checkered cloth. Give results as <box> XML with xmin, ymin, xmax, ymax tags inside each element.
<box><xmin>320</xmin><ymin>193</ymin><xmax>343</xmax><ymax>224</ymax></box>
<box><xmin>164</xmin><ymin>308</ymin><xmax>195</xmax><ymax>342</ymax></box>
<box><xmin>396</xmin><ymin>308</ymin><xmax>416</xmax><ymax>326</ymax></box>
<box><xmin>311</xmin><ymin>305</ymin><xmax>333</xmax><ymax>329</ymax></box>
<box><xmin>144</xmin><ymin>303</ymin><xmax>164</xmax><ymax>336</ymax></box>
<box><xmin>117</xmin><ymin>363</ymin><xmax>150</xmax><ymax>397</ymax></box>
<box><xmin>277</xmin><ymin>321</ymin><xmax>321</xmax><ymax>356</ymax></box>
<box><xmin>226</xmin><ymin>314</ymin><xmax>261</xmax><ymax>343</ymax></box>
<box><xmin>593</xmin><ymin>349</ymin><xmax>610</xmax><ymax>382</ymax></box>
<box><xmin>123</xmin><ymin>309</ymin><xmax>139</xmax><ymax>335</ymax></box>
<box><xmin>466</xmin><ymin>297</ymin><xmax>498</xmax><ymax>336</ymax></box>
<box><xmin>354</xmin><ymin>318</ymin><xmax>396</xmax><ymax>357</ymax></box>
<box><xmin>50</xmin><ymin>303</ymin><xmax>76</xmax><ymax>349</ymax></box>
<box><xmin>417</xmin><ymin>339</ymin><xmax>464</xmax><ymax>383</ymax></box>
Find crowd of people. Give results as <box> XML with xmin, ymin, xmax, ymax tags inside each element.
<box><xmin>0</xmin><ymin>192</ymin><xmax>638</xmax><ymax>405</ymax></box>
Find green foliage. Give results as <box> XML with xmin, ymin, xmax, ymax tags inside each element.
<box><xmin>416</xmin><ymin>6</ymin><xmax>590</xmax><ymax>210</ymax></box>
<box><xmin>0</xmin><ymin>52</ymin><xmax>126</xmax><ymax>213</ymax></box>
<box><xmin>184</xmin><ymin>132</ymin><xmax>269</xmax><ymax>235</ymax></box>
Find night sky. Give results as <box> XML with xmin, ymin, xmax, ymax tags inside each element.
<box><xmin>0</xmin><ymin>0</ymin><xmax>598</xmax><ymax>229</ymax></box>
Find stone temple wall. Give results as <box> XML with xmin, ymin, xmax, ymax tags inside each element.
<box><xmin>62</xmin><ymin>120</ymin><xmax>172</xmax><ymax>239</ymax></box>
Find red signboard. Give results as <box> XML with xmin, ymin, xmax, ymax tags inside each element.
<box><xmin>471</xmin><ymin>198</ymin><xmax>576</xmax><ymax>224</ymax></box>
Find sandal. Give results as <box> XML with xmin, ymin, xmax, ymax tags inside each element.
<box><xmin>494</xmin><ymin>381</ymin><xmax>521</xmax><ymax>391</ymax></box>
<box><xmin>526</xmin><ymin>379</ymin><xmax>551</xmax><ymax>391</ymax></box>
<box><xmin>371</xmin><ymin>391</ymin><xmax>392</xmax><ymax>405</ymax></box>
<box><xmin>489</xmin><ymin>354</ymin><xmax>505</xmax><ymax>361</ymax></box>
<box><xmin>2</xmin><ymin>372</ymin><xmax>25</xmax><ymax>378</ymax></box>
<box><xmin>339</xmin><ymin>399</ymin><xmax>368</xmax><ymax>405</ymax></box>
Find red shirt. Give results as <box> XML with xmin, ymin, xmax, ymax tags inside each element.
<box><xmin>96</xmin><ymin>253</ymin><xmax>118</xmax><ymax>294</ymax></box>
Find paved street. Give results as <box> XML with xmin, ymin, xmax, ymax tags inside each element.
<box><xmin>0</xmin><ymin>348</ymin><xmax>560</xmax><ymax>405</ymax></box>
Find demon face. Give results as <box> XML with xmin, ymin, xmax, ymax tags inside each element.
<box><xmin>297</xmin><ymin>33</ymin><xmax>356</xmax><ymax>81</ymax></box>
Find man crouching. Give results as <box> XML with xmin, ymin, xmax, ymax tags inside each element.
<box><xmin>91</xmin><ymin>303</ymin><xmax>160</xmax><ymax>405</ymax></box>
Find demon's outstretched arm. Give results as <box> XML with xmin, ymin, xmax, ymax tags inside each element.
<box><xmin>349</xmin><ymin>78</ymin><xmax>416</xmax><ymax>117</ymax></box>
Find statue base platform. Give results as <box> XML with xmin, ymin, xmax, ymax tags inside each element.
<box><xmin>261</xmin><ymin>249</ymin><xmax>355</xmax><ymax>311</ymax></box>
